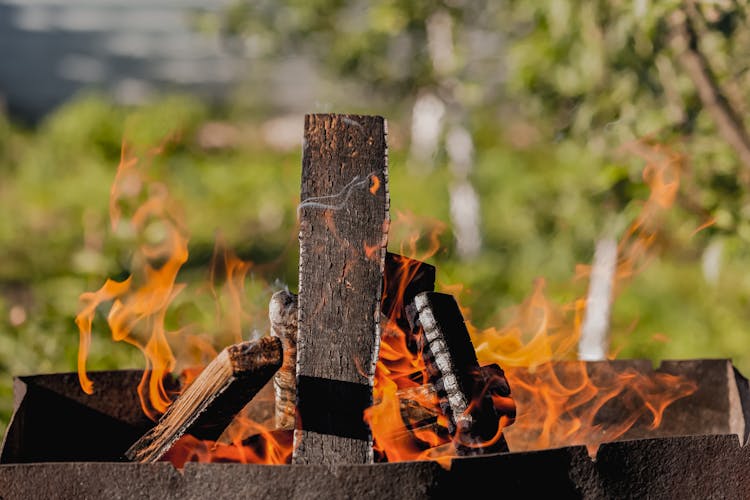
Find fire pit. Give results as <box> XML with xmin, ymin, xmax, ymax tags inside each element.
<box><xmin>2</xmin><ymin>114</ymin><xmax>749</xmax><ymax>498</ymax></box>
<box><xmin>1</xmin><ymin>361</ymin><xmax>749</xmax><ymax>498</ymax></box>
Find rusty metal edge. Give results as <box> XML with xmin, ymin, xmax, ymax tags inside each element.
<box><xmin>0</xmin><ymin>434</ymin><xmax>748</xmax><ymax>500</ymax></box>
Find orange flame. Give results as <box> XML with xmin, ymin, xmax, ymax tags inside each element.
<box><xmin>370</xmin><ymin>175</ymin><xmax>381</xmax><ymax>195</ymax></box>
<box><xmin>76</xmin><ymin>142</ymin><xmax>187</xmax><ymax>418</ymax></box>
<box><xmin>77</xmin><ymin>138</ymin><xmax>290</xmax><ymax>465</ymax></box>
<box><xmin>209</xmin><ymin>239</ymin><xmax>254</xmax><ymax>344</ymax></box>
<box><xmin>470</xmin><ymin>143</ymin><xmax>697</xmax><ymax>456</ymax></box>
<box><xmin>366</xmin><ymin>214</ymin><xmax>459</xmax><ymax>465</ymax></box>
<box><xmin>164</xmin><ymin>427</ymin><xmax>293</xmax><ymax>467</ymax></box>
<box><xmin>77</xmin><ymin>138</ymin><xmax>698</xmax><ymax>467</ymax></box>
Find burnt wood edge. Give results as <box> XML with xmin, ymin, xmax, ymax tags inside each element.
<box><xmin>414</xmin><ymin>291</ymin><xmax>513</xmax><ymax>455</ymax></box>
<box><xmin>733</xmin><ymin>366</ymin><xmax>750</xmax><ymax>445</ymax></box>
<box><xmin>294</xmin><ymin>113</ymin><xmax>389</xmax><ymax>465</ymax></box>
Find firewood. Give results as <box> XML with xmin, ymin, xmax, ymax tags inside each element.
<box><xmin>270</xmin><ymin>253</ymin><xmax>434</xmax><ymax>433</ymax></box>
<box><xmin>125</xmin><ymin>336</ymin><xmax>282</xmax><ymax>463</ymax></box>
<box><xmin>382</xmin><ymin>252</ymin><xmax>436</xmax><ymax>339</ymax></box>
<box><xmin>395</xmin><ymin>384</ymin><xmax>441</xmax><ymax>430</ymax></box>
<box><xmin>269</xmin><ymin>290</ymin><xmax>298</xmax><ymax>430</ymax></box>
<box><xmin>414</xmin><ymin>292</ymin><xmax>514</xmax><ymax>455</ymax></box>
<box><xmin>294</xmin><ymin>114</ymin><xmax>389</xmax><ymax>465</ymax></box>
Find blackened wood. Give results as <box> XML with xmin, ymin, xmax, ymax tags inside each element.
<box><xmin>294</xmin><ymin>114</ymin><xmax>389</xmax><ymax>465</ymax></box>
<box><xmin>269</xmin><ymin>290</ymin><xmax>298</xmax><ymax>430</ymax></box>
<box><xmin>414</xmin><ymin>292</ymin><xmax>513</xmax><ymax>455</ymax></box>
<box><xmin>383</xmin><ymin>252</ymin><xmax>436</xmax><ymax>341</ymax></box>
<box><xmin>125</xmin><ymin>336</ymin><xmax>282</xmax><ymax>463</ymax></box>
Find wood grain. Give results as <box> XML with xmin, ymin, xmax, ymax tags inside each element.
<box><xmin>293</xmin><ymin>114</ymin><xmax>389</xmax><ymax>465</ymax></box>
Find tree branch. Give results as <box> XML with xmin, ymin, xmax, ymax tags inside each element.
<box><xmin>668</xmin><ymin>9</ymin><xmax>750</xmax><ymax>185</ymax></box>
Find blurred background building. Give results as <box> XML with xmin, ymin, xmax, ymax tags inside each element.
<box><xmin>0</xmin><ymin>0</ymin><xmax>242</xmax><ymax>120</ymax></box>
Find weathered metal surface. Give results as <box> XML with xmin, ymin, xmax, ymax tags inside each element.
<box><xmin>1</xmin><ymin>435</ymin><xmax>749</xmax><ymax>499</ymax></box>
<box><xmin>449</xmin><ymin>434</ymin><xmax>750</xmax><ymax>499</ymax></box>
<box><xmin>0</xmin><ymin>461</ymin><xmax>445</xmax><ymax>500</ymax></box>
<box><xmin>0</xmin><ymin>370</ymin><xmax>158</xmax><ymax>464</ymax></box>
<box><xmin>5</xmin><ymin>360</ymin><xmax>747</xmax><ymax>463</ymax></box>
<box><xmin>656</xmin><ymin>359</ymin><xmax>750</xmax><ymax>443</ymax></box>
<box><xmin>0</xmin><ymin>370</ymin><xmax>274</xmax><ymax>464</ymax></box>
<box><xmin>504</xmin><ymin>358</ymin><xmax>749</xmax><ymax>450</ymax></box>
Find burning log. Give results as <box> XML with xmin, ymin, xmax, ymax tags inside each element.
<box><xmin>294</xmin><ymin>114</ymin><xmax>389</xmax><ymax>465</ymax></box>
<box><xmin>382</xmin><ymin>252</ymin><xmax>436</xmax><ymax>339</ymax></box>
<box><xmin>269</xmin><ymin>290</ymin><xmax>298</xmax><ymax>431</ymax></box>
<box><xmin>125</xmin><ymin>336</ymin><xmax>282</xmax><ymax>463</ymax></box>
<box><xmin>414</xmin><ymin>292</ymin><xmax>515</xmax><ymax>455</ymax></box>
<box><xmin>269</xmin><ymin>253</ymin><xmax>434</xmax><ymax>435</ymax></box>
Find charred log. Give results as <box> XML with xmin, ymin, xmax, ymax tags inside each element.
<box><xmin>414</xmin><ymin>292</ymin><xmax>515</xmax><ymax>455</ymax></box>
<box><xmin>293</xmin><ymin>114</ymin><xmax>389</xmax><ymax>465</ymax></box>
<box><xmin>269</xmin><ymin>290</ymin><xmax>298</xmax><ymax>431</ymax></box>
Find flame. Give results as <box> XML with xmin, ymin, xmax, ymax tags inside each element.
<box><xmin>368</xmin><ymin>144</ymin><xmax>696</xmax><ymax>463</ymax></box>
<box><xmin>164</xmin><ymin>428</ymin><xmax>293</xmax><ymax>467</ymax></box>
<box><xmin>370</xmin><ymin>175</ymin><xmax>381</xmax><ymax>195</ymax></box>
<box><xmin>209</xmin><ymin>238</ymin><xmax>253</xmax><ymax>345</ymax></box>
<box><xmin>77</xmin><ymin>139</ymin><xmax>290</xmax><ymax>465</ymax></box>
<box><xmin>469</xmin><ymin>143</ymin><xmax>697</xmax><ymax>456</ymax></box>
<box><xmin>76</xmin><ymin>142</ymin><xmax>187</xmax><ymax>418</ymax></box>
<box><xmin>77</xmin><ymin>137</ymin><xmax>698</xmax><ymax>467</ymax></box>
<box><xmin>366</xmin><ymin>214</ymin><xmax>458</xmax><ymax>464</ymax></box>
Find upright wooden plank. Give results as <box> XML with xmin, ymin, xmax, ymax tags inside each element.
<box><xmin>294</xmin><ymin>114</ymin><xmax>389</xmax><ymax>464</ymax></box>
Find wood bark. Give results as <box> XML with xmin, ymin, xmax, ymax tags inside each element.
<box><xmin>273</xmin><ymin>253</ymin><xmax>432</xmax><ymax>433</ymax></box>
<box><xmin>125</xmin><ymin>336</ymin><xmax>282</xmax><ymax>463</ymax></box>
<box><xmin>269</xmin><ymin>290</ymin><xmax>298</xmax><ymax>430</ymax></box>
<box><xmin>293</xmin><ymin>114</ymin><xmax>389</xmax><ymax>465</ymax></box>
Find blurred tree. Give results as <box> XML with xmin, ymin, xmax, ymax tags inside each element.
<box><xmin>204</xmin><ymin>0</ymin><xmax>750</xmax><ymax>367</ymax></box>
<box><xmin>210</xmin><ymin>0</ymin><xmax>750</xmax><ymax>249</ymax></box>
<box><xmin>210</xmin><ymin>0</ymin><xmax>513</xmax><ymax>259</ymax></box>
<box><xmin>503</xmin><ymin>0</ymin><xmax>750</xmax><ymax>239</ymax></box>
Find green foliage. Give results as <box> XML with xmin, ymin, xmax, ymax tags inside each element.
<box><xmin>4</xmin><ymin>1</ymin><xmax>750</xmax><ymax>439</ymax></box>
<box><xmin>502</xmin><ymin>1</ymin><xmax>750</xmax><ymax>239</ymax></box>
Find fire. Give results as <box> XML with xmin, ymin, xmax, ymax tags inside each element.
<box><xmin>365</xmin><ymin>213</ymin><xmax>460</xmax><ymax>464</ymax></box>
<box><xmin>209</xmin><ymin>238</ymin><xmax>254</xmax><ymax>345</ymax></box>
<box><xmin>164</xmin><ymin>426</ymin><xmax>293</xmax><ymax>467</ymax></box>
<box><xmin>77</xmin><ymin>136</ymin><xmax>697</xmax><ymax>467</ymax></box>
<box><xmin>76</xmin><ymin>143</ymin><xmax>187</xmax><ymax>419</ymax></box>
<box><xmin>469</xmin><ymin>143</ymin><xmax>697</xmax><ymax>456</ymax></box>
<box><xmin>76</xmin><ymin>140</ymin><xmax>291</xmax><ymax>464</ymax></box>
<box><xmin>367</xmin><ymin>143</ymin><xmax>697</xmax><ymax>462</ymax></box>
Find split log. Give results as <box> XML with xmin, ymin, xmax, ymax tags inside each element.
<box><xmin>271</xmin><ymin>252</ymin><xmax>433</xmax><ymax>433</ymax></box>
<box><xmin>414</xmin><ymin>292</ymin><xmax>514</xmax><ymax>455</ymax></box>
<box><xmin>294</xmin><ymin>114</ymin><xmax>389</xmax><ymax>465</ymax></box>
<box><xmin>125</xmin><ymin>336</ymin><xmax>282</xmax><ymax>463</ymax></box>
<box><xmin>382</xmin><ymin>252</ymin><xmax>436</xmax><ymax>339</ymax></box>
<box><xmin>269</xmin><ymin>290</ymin><xmax>298</xmax><ymax>430</ymax></box>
